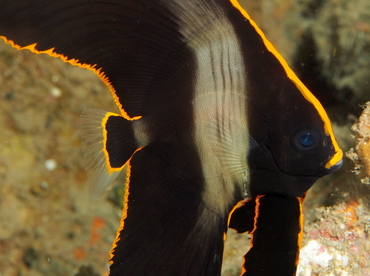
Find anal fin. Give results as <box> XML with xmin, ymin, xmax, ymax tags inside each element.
<box><xmin>109</xmin><ymin>144</ymin><xmax>233</xmax><ymax>276</ymax></box>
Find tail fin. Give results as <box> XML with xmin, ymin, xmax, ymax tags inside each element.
<box><xmin>80</xmin><ymin>109</ymin><xmax>140</xmax><ymax>199</ymax></box>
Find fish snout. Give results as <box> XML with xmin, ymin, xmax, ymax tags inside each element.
<box><xmin>327</xmin><ymin>158</ymin><xmax>343</xmax><ymax>173</ymax></box>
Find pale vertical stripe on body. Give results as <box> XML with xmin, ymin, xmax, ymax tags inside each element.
<box><xmin>168</xmin><ymin>0</ymin><xmax>250</xmax><ymax>214</ymax></box>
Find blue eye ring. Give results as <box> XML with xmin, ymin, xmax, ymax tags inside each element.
<box><xmin>291</xmin><ymin>128</ymin><xmax>320</xmax><ymax>151</ymax></box>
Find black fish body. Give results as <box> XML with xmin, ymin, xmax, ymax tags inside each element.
<box><xmin>0</xmin><ymin>0</ymin><xmax>343</xmax><ymax>275</ymax></box>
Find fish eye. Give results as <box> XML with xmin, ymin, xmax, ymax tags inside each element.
<box><xmin>300</xmin><ymin>133</ymin><xmax>314</xmax><ymax>146</ymax></box>
<box><xmin>291</xmin><ymin>129</ymin><xmax>320</xmax><ymax>151</ymax></box>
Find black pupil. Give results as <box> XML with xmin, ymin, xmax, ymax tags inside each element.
<box><xmin>300</xmin><ymin>133</ymin><xmax>314</xmax><ymax>147</ymax></box>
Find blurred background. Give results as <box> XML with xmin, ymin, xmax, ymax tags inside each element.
<box><xmin>0</xmin><ymin>0</ymin><xmax>369</xmax><ymax>275</ymax></box>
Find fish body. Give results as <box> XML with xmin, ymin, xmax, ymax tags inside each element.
<box><xmin>0</xmin><ymin>0</ymin><xmax>342</xmax><ymax>275</ymax></box>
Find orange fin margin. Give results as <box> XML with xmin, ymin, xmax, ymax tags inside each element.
<box><xmin>0</xmin><ymin>36</ymin><xmax>140</xmax><ymax>121</ymax></box>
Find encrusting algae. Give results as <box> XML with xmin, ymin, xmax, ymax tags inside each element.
<box><xmin>347</xmin><ymin>102</ymin><xmax>370</xmax><ymax>183</ymax></box>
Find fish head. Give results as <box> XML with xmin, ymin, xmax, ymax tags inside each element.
<box><xmin>247</xmin><ymin>81</ymin><xmax>343</xmax><ymax>198</ymax></box>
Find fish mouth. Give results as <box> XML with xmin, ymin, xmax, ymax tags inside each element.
<box><xmin>327</xmin><ymin>158</ymin><xmax>343</xmax><ymax>173</ymax></box>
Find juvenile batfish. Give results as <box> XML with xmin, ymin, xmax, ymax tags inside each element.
<box><xmin>0</xmin><ymin>0</ymin><xmax>342</xmax><ymax>275</ymax></box>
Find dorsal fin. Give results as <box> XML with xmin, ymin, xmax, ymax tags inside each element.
<box><xmin>0</xmin><ymin>0</ymin><xmax>190</xmax><ymax>119</ymax></box>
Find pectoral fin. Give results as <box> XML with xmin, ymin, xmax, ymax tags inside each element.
<box><xmin>80</xmin><ymin>109</ymin><xmax>141</xmax><ymax>199</ymax></box>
